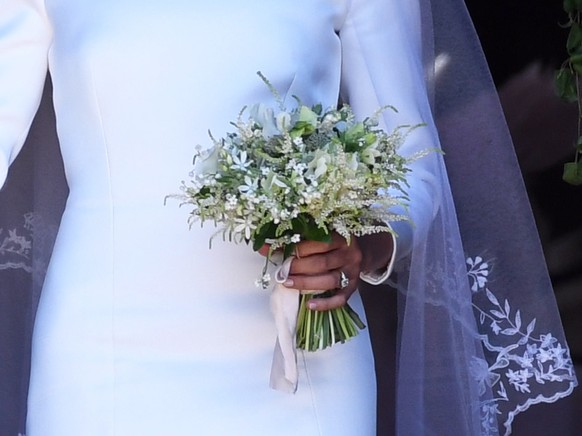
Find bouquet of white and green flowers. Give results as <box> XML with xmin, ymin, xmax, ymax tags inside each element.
<box><xmin>174</xmin><ymin>73</ymin><xmax>426</xmax><ymax>391</ymax></box>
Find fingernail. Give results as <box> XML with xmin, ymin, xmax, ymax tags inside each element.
<box><xmin>308</xmin><ymin>302</ymin><xmax>317</xmax><ymax>310</ymax></box>
<box><xmin>284</xmin><ymin>279</ymin><xmax>294</xmax><ymax>287</ymax></box>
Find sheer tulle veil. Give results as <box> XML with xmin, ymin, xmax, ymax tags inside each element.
<box><xmin>388</xmin><ymin>0</ymin><xmax>577</xmax><ymax>434</ymax></box>
<box><xmin>0</xmin><ymin>0</ymin><xmax>577</xmax><ymax>434</ymax></box>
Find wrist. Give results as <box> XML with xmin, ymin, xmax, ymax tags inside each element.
<box><xmin>358</xmin><ymin>231</ymin><xmax>397</xmax><ymax>285</ymax></box>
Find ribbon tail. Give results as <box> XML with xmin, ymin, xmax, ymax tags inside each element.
<box><xmin>269</xmin><ymin>258</ymin><xmax>300</xmax><ymax>393</ymax></box>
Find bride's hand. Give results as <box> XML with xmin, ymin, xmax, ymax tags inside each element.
<box><xmin>260</xmin><ymin>232</ymin><xmax>393</xmax><ymax>311</ymax></box>
<box><xmin>285</xmin><ymin>233</ymin><xmax>362</xmax><ymax>311</ymax></box>
<box><xmin>259</xmin><ymin>232</ymin><xmax>393</xmax><ymax>310</ymax></box>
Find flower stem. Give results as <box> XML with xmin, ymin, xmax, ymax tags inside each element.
<box><xmin>295</xmin><ymin>293</ymin><xmax>365</xmax><ymax>351</ymax></box>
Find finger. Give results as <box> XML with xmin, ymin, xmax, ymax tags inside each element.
<box><xmin>295</xmin><ymin>233</ymin><xmax>348</xmax><ymax>258</ymax></box>
<box><xmin>308</xmin><ymin>289</ymin><xmax>354</xmax><ymax>311</ymax></box>
<box><xmin>291</xmin><ymin>237</ymin><xmax>362</xmax><ymax>276</ymax></box>
<box><xmin>289</xmin><ymin>248</ymin><xmax>360</xmax><ymax>276</ymax></box>
<box><xmin>284</xmin><ymin>268</ymin><xmax>351</xmax><ymax>293</ymax></box>
<box><xmin>257</xmin><ymin>244</ymin><xmax>270</xmax><ymax>257</ymax></box>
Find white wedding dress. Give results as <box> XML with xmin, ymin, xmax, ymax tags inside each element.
<box><xmin>1</xmin><ymin>0</ymin><xmax>437</xmax><ymax>434</ymax></box>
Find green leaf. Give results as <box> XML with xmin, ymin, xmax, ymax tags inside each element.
<box><xmin>555</xmin><ymin>68</ymin><xmax>578</xmax><ymax>102</ymax></box>
<box><xmin>289</xmin><ymin>214</ymin><xmax>328</xmax><ymax>242</ymax></box>
<box><xmin>564</xmin><ymin>0</ymin><xmax>582</xmax><ymax>13</ymax></box>
<box><xmin>252</xmin><ymin>221</ymin><xmax>277</xmax><ymax>251</ymax></box>
<box><xmin>304</xmin><ymin>225</ymin><xmax>332</xmax><ymax>243</ymax></box>
<box><xmin>283</xmin><ymin>243</ymin><xmax>295</xmax><ymax>259</ymax></box>
<box><xmin>571</xmin><ymin>53</ymin><xmax>582</xmax><ymax>75</ymax></box>
<box><xmin>364</xmin><ymin>132</ymin><xmax>377</xmax><ymax>146</ymax></box>
<box><xmin>563</xmin><ymin>161</ymin><xmax>582</xmax><ymax>185</ymax></box>
<box><xmin>297</xmin><ymin>106</ymin><xmax>318</xmax><ymax>126</ymax></box>
<box><xmin>568</xmin><ymin>24</ymin><xmax>582</xmax><ymax>54</ymax></box>
<box><xmin>290</xmin><ymin>121</ymin><xmax>315</xmax><ymax>137</ymax></box>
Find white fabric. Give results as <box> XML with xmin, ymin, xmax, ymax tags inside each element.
<box><xmin>271</xmin><ymin>257</ymin><xmax>300</xmax><ymax>393</ymax></box>
<box><xmin>1</xmin><ymin>0</ymin><xmax>577</xmax><ymax>435</ymax></box>
<box><xmin>1</xmin><ymin>0</ymin><xmax>427</xmax><ymax>435</ymax></box>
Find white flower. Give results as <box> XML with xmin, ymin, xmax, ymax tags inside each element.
<box><xmin>550</xmin><ymin>343</ymin><xmax>567</xmax><ymax>362</ymax></box>
<box><xmin>255</xmin><ymin>273</ymin><xmax>271</xmax><ymax>289</ymax></box>
<box><xmin>515</xmin><ymin>352</ymin><xmax>534</xmax><ymax>369</ymax></box>
<box><xmin>361</xmin><ymin>147</ymin><xmax>380</xmax><ymax>165</ymax></box>
<box><xmin>527</xmin><ymin>344</ymin><xmax>538</xmax><ymax>356</ymax></box>
<box><xmin>224</xmin><ymin>194</ymin><xmax>238</xmax><ymax>210</ymax></box>
<box><xmin>276</xmin><ymin>111</ymin><xmax>292</xmax><ymax>132</ymax></box>
<box><xmin>249</xmin><ymin>103</ymin><xmax>279</xmax><ymax>137</ymax></box>
<box><xmin>466</xmin><ymin>256</ymin><xmax>489</xmax><ymax>292</ymax></box>
<box><xmin>293</xmin><ymin>136</ymin><xmax>304</xmax><ymax>149</ymax></box>
<box><xmin>490</xmin><ymin>321</ymin><xmax>502</xmax><ymax>335</ymax></box>
<box><xmin>322</xmin><ymin>112</ymin><xmax>340</xmax><ymax>127</ymax></box>
<box><xmin>234</xmin><ymin>216</ymin><xmax>256</xmax><ymax>240</ymax></box>
<box><xmin>540</xmin><ymin>333</ymin><xmax>557</xmax><ymax>348</ymax></box>
<box><xmin>290</xmin><ymin>234</ymin><xmax>301</xmax><ymax>243</ymax></box>
<box><xmin>193</xmin><ymin>146</ymin><xmax>220</xmax><ymax>176</ymax></box>
<box><xmin>232</xmin><ymin>150</ymin><xmax>251</xmax><ymax>171</ymax></box>
<box><xmin>536</xmin><ymin>347</ymin><xmax>554</xmax><ymax>364</ymax></box>
<box><xmin>307</xmin><ymin>151</ymin><xmax>331</xmax><ymax>180</ymax></box>
<box><xmin>263</xmin><ymin>172</ymin><xmax>287</xmax><ymax>192</ymax></box>
<box><xmin>506</xmin><ymin>368</ymin><xmax>532</xmax><ymax>393</ymax></box>
<box><xmin>239</xmin><ymin>175</ymin><xmax>258</xmax><ymax>195</ymax></box>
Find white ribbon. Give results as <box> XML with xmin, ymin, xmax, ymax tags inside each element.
<box><xmin>269</xmin><ymin>257</ymin><xmax>300</xmax><ymax>393</ymax></box>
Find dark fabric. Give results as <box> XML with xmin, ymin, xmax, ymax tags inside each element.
<box><xmin>0</xmin><ymin>77</ymin><xmax>66</xmax><ymax>435</ymax></box>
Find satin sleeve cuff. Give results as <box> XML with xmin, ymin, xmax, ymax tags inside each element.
<box><xmin>359</xmin><ymin>231</ymin><xmax>397</xmax><ymax>285</ymax></box>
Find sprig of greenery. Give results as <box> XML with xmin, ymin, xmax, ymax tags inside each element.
<box><xmin>555</xmin><ymin>0</ymin><xmax>582</xmax><ymax>185</ymax></box>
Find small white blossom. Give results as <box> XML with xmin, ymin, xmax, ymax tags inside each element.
<box><xmin>233</xmin><ymin>216</ymin><xmax>256</xmax><ymax>240</ymax></box>
<box><xmin>239</xmin><ymin>175</ymin><xmax>258</xmax><ymax>195</ymax></box>
<box><xmin>255</xmin><ymin>273</ymin><xmax>271</xmax><ymax>289</ymax></box>
<box><xmin>232</xmin><ymin>150</ymin><xmax>251</xmax><ymax>171</ymax></box>
<box><xmin>290</xmin><ymin>234</ymin><xmax>301</xmax><ymax>243</ymax></box>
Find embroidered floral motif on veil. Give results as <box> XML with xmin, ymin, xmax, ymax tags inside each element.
<box><xmin>0</xmin><ymin>213</ymin><xmax>33</xmax><ymax>273</ymax></box>
<box><xmin>467</xmin><ymin>256</ymin><xmax>577</xmax><ymax>436</ymax></box>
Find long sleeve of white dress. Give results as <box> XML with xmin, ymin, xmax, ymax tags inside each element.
<box><xmin>339</xmin><ymin>0</ymin><xmax>440</xmax><ymax>262</ymax></box>
<box><xmin>0</xmin><ymin>0</ymin><xmax>51</xmax><ymax>189</ymax></box>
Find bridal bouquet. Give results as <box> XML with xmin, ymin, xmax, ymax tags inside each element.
<box><xmin>176</xmin><ymin>74</ymin><xmax>423</xmax><ymax>361</ymax></box>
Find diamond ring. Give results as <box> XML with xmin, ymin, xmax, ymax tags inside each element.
<box><xmin>339</xmin><ymin>270</ymin><xmax>349</xmax><ymax>289</ymax></box>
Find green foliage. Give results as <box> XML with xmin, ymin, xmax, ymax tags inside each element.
<box><xmin>556</xmin><ymin>69</ymin><xmax>577</xmax><ymax>102</ymax></box>
<box><xmin>556</xmin><ymin>3</ymin><xmax>582</xmax><ymax>185</ymax></box>
<box><xmin>564</xmin><ymin>0</ymin><xmax>582</xmax><ymax>14</ymax></box>
<box><xmin>563</xmin><ymin>161</ymin><xmax>582</xmax><ymax>185</ymax></box>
